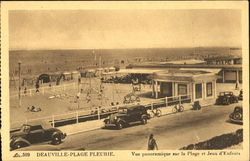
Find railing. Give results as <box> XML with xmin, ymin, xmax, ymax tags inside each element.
<box><xmin>10</xmin><ymin>94</ymin><xmax>192</xmax><ymax>132</ymax></box>
<box><xmin>10</xmin><ymin>82</ymin><xmax>79</xmax><ymax>98</ymax></box>
<box><xmin>143</xmin><ymin>95</ymin><xmax>192</xmax><ymax>110</ymax></box>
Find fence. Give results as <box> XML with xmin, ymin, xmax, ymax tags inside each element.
<box><xmin>10</xmin><ymin>82</ymin><xmax>79</xmax><ymax>98</ymax></box>
<box><xmin>10</xmin><ymin>94</ymin><xmax>192</xmax><ymax>132</ymax></box>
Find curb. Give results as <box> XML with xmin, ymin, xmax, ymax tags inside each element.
<box><xmin>62</xmin><ymin>126</ymin><xmax>103</xmax><ymax>136</ymax></box>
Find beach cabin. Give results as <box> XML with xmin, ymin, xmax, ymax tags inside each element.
<box><xmin>63</xmin><ymin>72</ymin><xmax>72</xmax><ymax>80</ymax></box>
<box><xmin>95</xmin><ymin>68</ymin><xmax>104</xmax><ymax>77</ymax></box>
<box><xmin>71</xmin><ymin>71</ymin><xmax>80</xmax><ymax>80</ymax></box>
<box><xmin>86</xmin><ymin>69</ymin><xmax>96</xmax><ymax>77</ymax></box>
<box><xmin>108</xmin><ymin>67</ymin><xmax>116</xmax><ymax>72</ymax></box>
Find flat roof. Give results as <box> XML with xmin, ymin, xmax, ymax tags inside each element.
<box><xmin>128</xmin><ymin>63</ymin><xmax>242</xmax><ymax>70</ymax></box>
<box><xmin>179</xmin><ymin>68</ymin><xmax>222</xmax><ymax>74</ymax></box>
<box><xmin>153</xmin><ymin>69</ymin><xmax>219</xmax><ymax>82</ymax></box>
<box><xmin>204</xmin><ymin>56</ymin><xmax>242</xmax><ymax>61</ymax></box>
<box><xmin>110</xmin><ymin>67</ymin><xmax>222</xmax><ymax>76</ymax></box>
<box><xmin>159</xmin><ymin>69</ymin><xmax>209</xmax><ymax>75</ymax></box>
<box><xmin>165</xmin><ymin>59</ymin><xmax>205</xmax><ymax>65</ymax></box>
<box><xmin>118</xmin><ymin>68</ymin><xmax>163</xmax><ymax>74</ymax></box>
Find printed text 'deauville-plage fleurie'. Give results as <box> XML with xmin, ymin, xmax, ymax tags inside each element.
<box><xmin>37</xmin><ymin>152</ymin><xmax>115</xmax><ymax>157</ymax></box>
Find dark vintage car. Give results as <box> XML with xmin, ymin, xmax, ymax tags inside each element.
<box><xmin>10</xmin><ymin>121</ymin><xmax>66</xmax><ymax>150</ymax></box>
<box><xmin>229</xmin><ymin>106</ymin><xmax>243</xmax><ymax>124</ymax></box>
<box><xmin>216</xmin><ymin>91</ymin><xmax>238</xmax><ymax>105</ymax></box>
<box><xmin>104</xmin><ymin>105</ymin><xmax>150</xmax><ymax>129</ymax></box>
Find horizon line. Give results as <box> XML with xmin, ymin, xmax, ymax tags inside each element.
<box><xmin>9</xmin><ymin>46</ymin><xmax>242</xmax><ymax>51</ymax></box>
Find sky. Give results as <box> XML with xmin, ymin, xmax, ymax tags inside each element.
<box><xmin>9</xmin><ymin>9</ymin><xmax>241</xmax><ymax>50</ymax></box>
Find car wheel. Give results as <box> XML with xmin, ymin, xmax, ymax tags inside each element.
<box><xmin>141</xmin><ymin>118</ymin><xmax>147</xmax><ymax>124</ymax></box>
<box><xmin>215</xmin><ymin>99</ymin><xmax>219</xmax><ymax>105</ymax></box>
<box><xmin>52</xmin><ymin>135</ymin><xmax>61</xmax><ymax>145</ymax></box>
<box><xmin>179</xmin><ymin>105</ymin><xmax>184</xmax><ymax>112</ymax></box>
<box><xmin>117</xmin><ymin>122</ymin><xmax>123</xmax><ymax>130</ymax></box>
<box><xmin>148</xmin><ymin>111</ymin><xmax>155</xmax><ymax>118</ymax></box>
<box><xmin>234</xmin><ymin>113</ymin><xmax>242</xmax><ymax>120</ymax></box>
<box><xmin>14</xmin><ymin>142</ymin><xmax>22</xmax><ymax>149</ymax></box>
<box><xmin>172</xmin><ymin>106</ymin><xmax>177</xmax><ymax>113</ymax></box>
<box><xmin>156</xmin><ymin>109</ymin><xmax>162</xmax><ymax>117</ymax></box>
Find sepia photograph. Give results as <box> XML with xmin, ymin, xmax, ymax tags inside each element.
<box><xmin>1</xmin><ymin>1</ymin><xmax>249</xmax><ymax>161</ymax></box>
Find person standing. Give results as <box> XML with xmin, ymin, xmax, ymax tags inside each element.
<box><xmin>24</xmin><ymin>86</ymin><xmax>27</xmax><ymax>96</ymax></box>
<box><xmin>148</xmin><ymin>134</ymin><xmax>158</xmax><ymax>150</ymax></box>
<box><xmin>35</xmin><ymin>82</ymin><xmax>40</xmax><ymax>93</ymax></box>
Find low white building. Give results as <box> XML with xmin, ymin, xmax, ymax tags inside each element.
<box><xmin>152</xmin><ymin>69</ymin><xmax>219</xmax><ymax>106</ymax></box>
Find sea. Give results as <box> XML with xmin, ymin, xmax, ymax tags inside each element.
<box><xmin>9</xmin><ymin>47</ymin><xmax>241</xmax><ymax>76</ymax></box>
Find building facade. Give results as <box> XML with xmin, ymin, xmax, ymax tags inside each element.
<box><xmin>152</xmin><ymin>69</ymin><xmax>218</xmax><ymax>106</ymax></box>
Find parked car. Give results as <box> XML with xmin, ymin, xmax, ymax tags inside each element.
<box><xmin>104</xmin><ymin>105</ymin><xmax>150</xmax><ymax>129</ymax></box>
<box><xmin>238</xmin><ymin>89</ymin><xmax>243</xmax><ymax>101</ymax></box>
<box><xmin>216</xmin><ymin>91</ymin><xmax>238</xmax><ymax>105</ymax></box>
<box><xmin>229</xmin><ymin>106</ymin><xmax>243</xmax><ymax>124</ymax></box>
<box><xmin>10</xmin><ymin>121</ymin><xmax>66</xmax><ymax>150</ymax></box>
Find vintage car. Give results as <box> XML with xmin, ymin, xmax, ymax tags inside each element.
<box><xmin>216</xmin><ymin>91</ymin><xmax>238</xmax><ymax>105</ymax></box>
<box><xmin>104</xmin><ymin>105</ymin><xmax>150</xmax><ymax>129</ymax></box>
<box><xmin>229</xmin><ymin>106</ymin><xmax>243</xmax><ymax>124</ymax></box>
<box><xmin>10</xmin><ymin>121</ymin><xmax>66</xmax><ymax>150</ymax></box>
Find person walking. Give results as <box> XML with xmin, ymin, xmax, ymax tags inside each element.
<box><xmin>148</xmin><ymin>134</ymin><xmax>158</xmax><ymax>150</ymax></box>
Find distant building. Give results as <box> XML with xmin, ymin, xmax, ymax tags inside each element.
<box><xmin>204</xmin><ymin>56</ymin><xmax>242</xmax><ymax>65</ymax></box>
<box><xmin>203</xmin><ymin>56</ymin><xmax>242</xmax><ymax>83</ymax></box>
<box><xmin>127</xmin><ymin>62</ymin><xmax>242</xmax><ymax>84</ymax></box>
<box><xmin>117</xmin><ymin>68</ymin><xmax>219</xmax><ymax>106</ymax></box>
<box><xmin>165</xmin><ymin>59</ymin><xmax>206</xmax><ymax>65</ymax></box>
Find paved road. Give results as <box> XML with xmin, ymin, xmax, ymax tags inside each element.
<box><xmin>18</xmin><ymin>102</ymin><xmax>242</xmax><ymax>150</ymax></box>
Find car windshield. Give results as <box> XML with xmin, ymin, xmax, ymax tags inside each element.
<box><xmin>21</xmin><ymin>125</ymin><xmax>31</xmax><ymax>133</ymax></box>
<box><xmin>234</xmin><ymin>107</ymin><xmax>242</xmax><ymax>112</ymax></box>
<box><xmin>118</xmin><ymin>108</ymin><xmax>128</xmax><ymax>114</ymax></box>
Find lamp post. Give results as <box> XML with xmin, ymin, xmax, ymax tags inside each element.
<box><xmin>18</xmin><ymin>61</ymin><xmax>22</xmax><ymax>108</ymax></box>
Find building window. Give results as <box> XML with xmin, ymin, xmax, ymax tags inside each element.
<box><xmin>206</xmin><ymin>82</ymin><xmax>213</xmax><ymax>97</ymax></box>
<box><xmin>195</xmin><ymin>83</ymin><xmax>202</xmax><ymax>99</ymax></box>
<box><xmin>178</xmin><ymin>84</ymin><xmax>187</xmax><ymax>95</ymax></box>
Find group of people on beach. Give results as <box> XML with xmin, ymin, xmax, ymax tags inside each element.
<box><xmin>27</xmin><ymin>106</ymin><xmax>41</xmax><ymax>112</ymax></box>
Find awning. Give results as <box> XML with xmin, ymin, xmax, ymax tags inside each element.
<box><xmin>63</xmin><ymin>72</ymin><xmax>71</xmax><ymax>75</ymax></box>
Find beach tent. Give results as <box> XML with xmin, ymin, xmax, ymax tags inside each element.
<box><xmin>38</xmin><ymin>74</ymin><xmax>51</xmax><ymax>83</ymax></box>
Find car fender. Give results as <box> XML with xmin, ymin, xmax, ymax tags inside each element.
<box><xmin>116</xmin><ymin>118</ymin><xmax>126</xmax><ymax>125</ymax></box>
<box><xmin>12</xmin><ymin>137</ymin><xmax>31</xmax><ymax>147</ymax></box>
<box><xmin>51</xmin><ymin>131</ymin><xmax>62</xmax><ymax>139</ymax></box>
<box><xmin>103</xmin><ymin>119</ymin><xmax>108</xmax><ymax>123</ymax></box>
<box><xmin>141</xmin><ymin>114</ymin><xmax>149</xmax><ymax>119</ymax></box>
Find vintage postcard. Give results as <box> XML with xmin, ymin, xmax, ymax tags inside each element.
<box><xmin>1</xmin><ymin>1</ymin><xmax>249</xmax><ymax>161</ymax></box>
